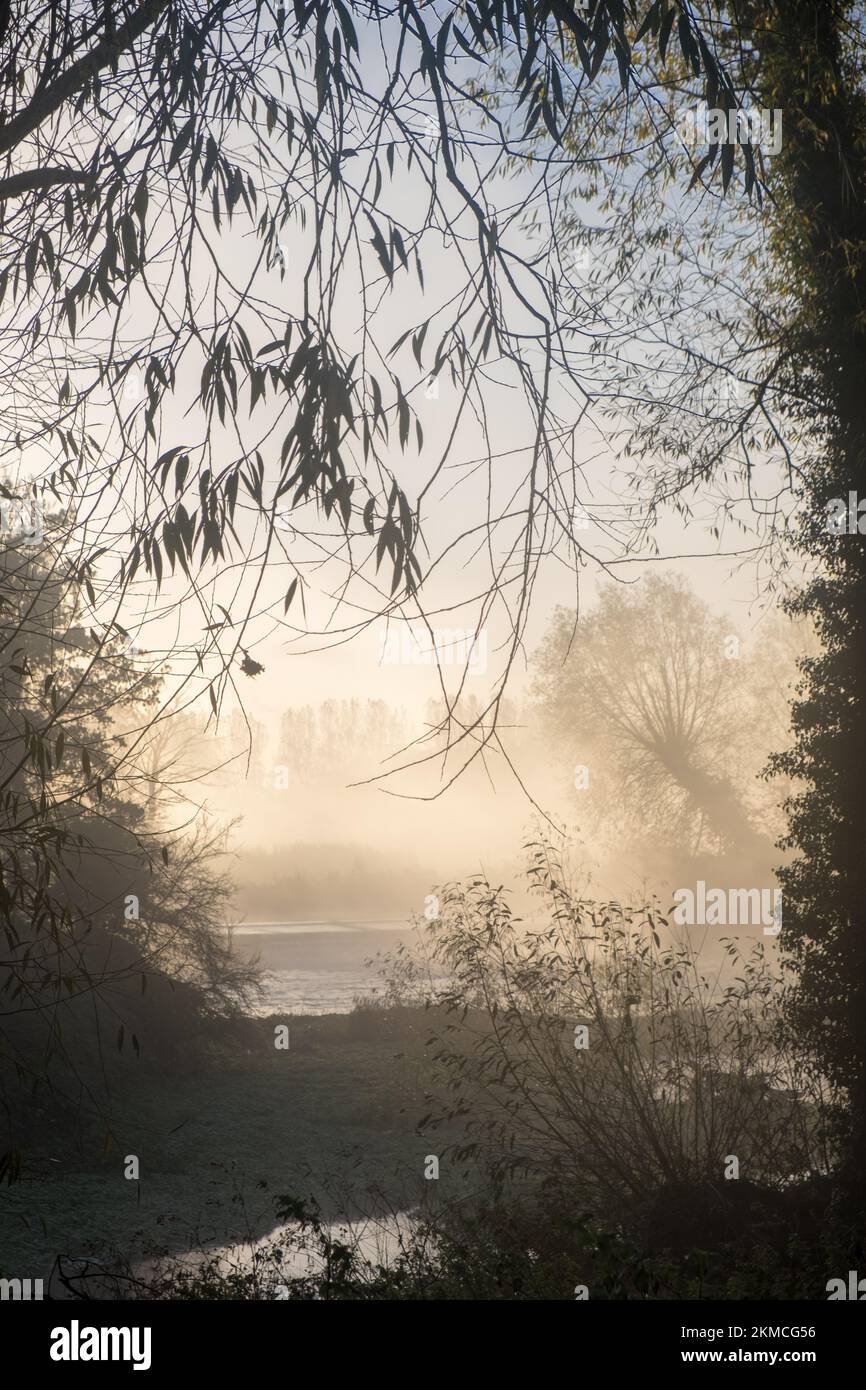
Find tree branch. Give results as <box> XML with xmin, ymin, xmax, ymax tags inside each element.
<box><xmin>0</xmin><ymin>0</ymin><xmax>172</xmax><ymax>160</ymax></box>
<box><xmin>0</xmin><ymin>166</ymin><xmax>93</xmax><ymax>199</ymax></box>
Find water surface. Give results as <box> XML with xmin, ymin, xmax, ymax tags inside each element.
<box><xmin>227</xmin><ymin>919</ymin><xmax>411</xmax><ymax>1014</ymax></box>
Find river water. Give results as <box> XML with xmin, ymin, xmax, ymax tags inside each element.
<box><xmin>226</xmin><ymin>919</ymin><xmax>412</xmax><ymax>1014</ymax></box>
<box><xmin>138</xmin><ymin>1210</ymin><xmax>416</xmax><ymax>1296</ymax></box>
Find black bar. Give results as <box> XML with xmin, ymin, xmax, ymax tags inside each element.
<box><xmin>6</xmin><ymin>1297</ymin><xmax>860</xmax><ymax>1378</ymax></box>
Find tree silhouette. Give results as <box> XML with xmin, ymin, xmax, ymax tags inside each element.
<box><xmin>533</xmin><ymin>575</ymin><xmax>786</xmax><ymax>872</ymax></box>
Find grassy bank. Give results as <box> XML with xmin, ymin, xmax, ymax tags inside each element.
<box><xmin>0</xmin><ymin>1007</ymin><xmax>466</xmax><ymax>1278</ymax></box>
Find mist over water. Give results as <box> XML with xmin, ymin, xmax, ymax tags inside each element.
<box><xmin>168</xmin><ymin>583</ymin><xmax>809</xmax><ymax>1006</ymax></box>
<box><xmin>227</xmin><ymin>922</ymin><xmax>412</xmax><ymax>1015</ymax></box>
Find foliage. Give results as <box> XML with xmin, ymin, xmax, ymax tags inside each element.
<box><xmin>136</xmin><ymin>1180</ymin><xmax>849</xmax><ymax>1300</ymax></box>
<box><xmin>0</xmin><ymin>0</ymin><xmax>753</xmax><ymax>793</ymax></box>
<box><xmin>752</xmin><ymin>0</ymin><xmax>866</xmax><ymax>1206</ymax></box>
<box><xmin>0</xmin><ymin>524</ymin><xmax>259</xmax><ymax>1176</ymax></box>
<box><xmin>374</xmin><ymin>840</ymin><xmax>832</xmax><ymax>1219</ymax></box>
